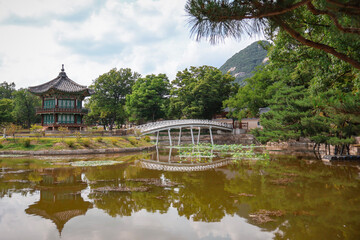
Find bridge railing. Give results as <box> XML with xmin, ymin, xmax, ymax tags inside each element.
<box><xmin>134</xmin><ymin>119</ymin><xmax>232</xmax><ymax>133</ymax></box>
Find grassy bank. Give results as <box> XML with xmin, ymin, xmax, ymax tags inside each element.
<box><xmin>0</xmin><ymin>136</ymin><xmax>153</xmax><ymax>151</ymax></box>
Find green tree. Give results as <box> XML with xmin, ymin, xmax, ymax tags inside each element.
<box><xmin>224</xmin><ymin>66</ymin><xmax>279</xmax><ymax>119</ymax></box>
<box><xmin>90</xmin><ymin>68</ymin><xmax>140</xmax><ymax>130</ymax></box>
<box><xmin>185</xmin><ymin>0</ymin><xmax>360</xmax><ymax>70</ymax></box>
<box><xmin>126</xmin><ymin>74</ymin><xmax>170</xmax><ymax>123</ymax></box>
<box><xmin>0</xmin><ymin>82</ymin><xmax>15</xmax><ymax>99</ymax></box>
<box><xmin>316</xmin><ymin>91</ymin><xmax>360</xmax><ymax>154</ymax></box>
<box><xmin>12</xmin><ymin>89</ymin><xmax>41</xmax><ymax>129</ymax></box>
<box><xmin>169</xmin><ymin>66</ymin><xmax>236</xmax><ymax>119</ymax></box>
<box><xmin>0</xmin><ymin>98</ymin><xmax>14</xmax><ymax>124</ymax></box>
<box><xmin>253</xmin><ymin>85</ymin><xmax>313</xmax><ymax>143</ymax></box>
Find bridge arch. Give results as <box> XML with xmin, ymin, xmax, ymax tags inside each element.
<box><xmin>134</xmin><ymin>119</ymin><xmax>233</xmax><ymax>145</ymax></box>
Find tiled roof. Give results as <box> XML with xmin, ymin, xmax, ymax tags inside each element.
<box><xmin>29</xmin><ymin>66</ymin><xmax>92</xmax><ymax>95</ymax></box>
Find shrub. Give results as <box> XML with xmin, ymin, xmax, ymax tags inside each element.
<box><xmin>111</xmin><ymin>139</ymin><xmax>117</xmax><ymax>146</ymax></box>
<box><xmin>128</xmin><ymin>137</ymin><xmax>138</xmax><ymax>145</ymax></box>
<box><xmin>66</xmin><ymin>139</ymin><xmax>75</xmax><ymax>148</ymax></box>
<box><xmin>82</xmin><ymin>138</ymin><xmax>91</xmax><ymax>147</ymax></box>
<box><xmin>30</xmin><ymin>124</ymin><xmax>43</xmax><ymax>140</ymax></box>
<box><xmin>22</xmin><ymin>138</ymin><xmax>31</xmax><ymax>148</ymax></box>
<box><xmin>0</xmin><ymin>143</ymin><xmax>3</xmax><ymax>149</ymax></box>
<box><xmin>96</xmin><ymin>137</ymin><xmax>103</xmax><ymax>143</ymax></box>
<box><xmin>58</xmin><ymin>127</ymin><xmax>68</xmax><ymax>142</ymax></box>
<box><xmin>143</xmin><ymin>136</ymin><xmax>151</xmax><ymax>142</ymax></box>
<box><xmin>75</xmin><ymin>131</ymin><xmax>82</xmax><ymax>142</ymax></box>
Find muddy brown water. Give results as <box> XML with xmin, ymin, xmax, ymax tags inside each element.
<box><xmin>0</xmin><ymin>148</ymin><xmax>359</xmax><ymax>240</ymax></box>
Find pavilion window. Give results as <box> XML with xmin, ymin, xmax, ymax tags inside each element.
<box><xmin>44</xmin><ymin>99</ymin><xmax>55</xmax><ymax>109</ymax></box>
<box><xmin>77</xmin><ymin>100</ymin><xmax>82</xmax><ymax>109</ymax></box>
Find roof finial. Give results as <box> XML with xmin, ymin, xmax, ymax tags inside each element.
<box><xmin>61</xmin><ymin>64</ymin><xmax>64</xmax><ymax>72</ymax></box>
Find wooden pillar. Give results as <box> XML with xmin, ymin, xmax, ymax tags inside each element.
<box><xmin>41</xmin><ymin>115</ymin><xmax>44</xmax><ymax>126</ymax></box>
<box><xmin>42</xmin><ymin>96</ymin><xmax>44</xmax><ymax>108</ymax></box>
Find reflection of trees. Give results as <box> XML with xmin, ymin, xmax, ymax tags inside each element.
<box><xmin>167</xmin><ymin>171</ymin><xmax>238</xmax><ymax>222</ymax></box>
<box><xmin>223</xmin><ymin>157</ymin><xmax>360</xmax><ymax>238</ymax></box>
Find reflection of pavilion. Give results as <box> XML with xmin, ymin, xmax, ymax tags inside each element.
<box><xmin>25</xmin><ymin>169</ymin><xmax>92</xmax><ymax>235</ymax></box>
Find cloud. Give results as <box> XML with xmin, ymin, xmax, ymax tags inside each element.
<box><xmin>0</xmin><ymin>0</ymin><xmax>263</xmax><ymax>89</ymax></box>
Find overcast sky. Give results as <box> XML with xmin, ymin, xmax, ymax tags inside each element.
<box><xmin>0</xmin><ymin>0</ymin><xmax>261</xmax><ymax>89</ymax></box>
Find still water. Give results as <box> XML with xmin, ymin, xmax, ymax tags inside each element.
<box><xmin>0</xmin><ymin>148</ymin><xmax>360</xmax><ymax>240</ymax></box>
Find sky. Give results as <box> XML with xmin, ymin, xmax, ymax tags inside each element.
<box><xmin>0</xmin><ymin>0</ymin><xmax>262</xmax><ymax>89</ymax></box>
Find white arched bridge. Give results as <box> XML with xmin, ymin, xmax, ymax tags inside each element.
<box><xmin>134</xmin><ymin>119</ymin><xmax>233</xmax><ymax>145</ymax></box>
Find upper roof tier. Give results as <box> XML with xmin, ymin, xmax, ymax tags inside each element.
<box><xmin>29</xmin><ymin>65</ymin><xmax>93</xmax><ymax>96</ymax></box>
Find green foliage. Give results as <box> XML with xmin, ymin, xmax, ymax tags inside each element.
<box><xmin>185</xmin><ymin>0</ymin><xmax>360</xmax><ymax>70</ymax></box>
<box><xmin>224</xmin><ymin>66</ymin><xmax>279</xmax><ymax>119</ymax></box>
<box><xmin>0</xmin><ymin>81</ymin><xmax>15</xmax><ymax>99</ymax></box>
<box><xmin>30</xmin><ymin>124</ymin><xmax>43</xmax><ymax>139</ymax></box>
<box><xmin>89</xmin><ymin>68</ymin><xmax>140</xmax><ymax>129</ymax></box>
<box><xmin>12</xmin><ymin>89</ymin><xmax>41</xmax><ymax>128</ymax></box>
<box><xmin>0</xmin><ymin>98</ymin><xmax>14</xmax><ymax>124</ymax></box>
<box><xmin>81</xmin><ymin>138</ymin><xmax>91</xmax><ymax>147</ymax></box>
<box><xmin>169</xmin><ymin>65</ymin><xmax>236</xmax><ymax>119</ymax></box>
<box><xmin>142</xmin><ymin>136</ymin><xmax>151</xmax><ymax>142</ymax></box>
<box><xmin>65</xmin><ymin>139</ymin><xmax>75</xmax><ymax>148</ymax></box>
<box><xmin>127</xmin><ymin>137</ymin><xmax>139</xmax><ymax>146</ymax></box>
<box><xmin>252</xmin><ymin>86</ymin><xmax>313</xmax><ymax>142</ymax></box>
<box><xmin>58</xmin><ymin>127</ymin><xmax>68</xmax><ymax>142</ymax></box>
<box><xmin>22</xmin><ymin>138</ymin><xmax>31</xmax><ymax>148</ymax></box>
<box><xmin>111</xmin><ymin>139</ymin><xmax>118</xmax><ymax>146</ymax></box>
<box><xmin>75</xmin><ymin>131</ymin><xmax>82</xmax><ymax>142</ymax></box>
<box><xmin>96</xmin><ymin>137</ymin><xmax>103</xmax><ymax>143</ymax></box>
<box><xmin>219</xmin><ymin>41</ymin><xmax>270</xmax><ymax>84</ymax></box>
<box><xmin>126</xmin><ymin>74</ymin><xmax>170</xmax><ymax>123</ymax></box>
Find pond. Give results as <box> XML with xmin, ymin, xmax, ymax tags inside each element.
<box><xmin>0</xmin><ymin>147</ymin><xmax>360</xmax><ymax>240</ymax></box>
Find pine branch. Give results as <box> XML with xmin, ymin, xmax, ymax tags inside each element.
<box><xmin>326</xmin><ymin>0</ymin><xmax>360</xmax><ymax>11</ymax></box>
<box><xmin>274</xmin><ymin>16</ymin><xmax>360</xmax><ymax>70</ymax></box>
<box><xmin>307</xmin><ymin>2</ymin><xmax>360</xmax><ymax>34</ymax></box>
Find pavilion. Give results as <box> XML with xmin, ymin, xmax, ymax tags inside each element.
<box><xmin>29</xmin><ymin>65</ymin><xmax>93</xmax><ymax>130</ymax></box>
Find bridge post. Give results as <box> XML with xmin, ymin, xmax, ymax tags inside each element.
<box><xmin>168</xmin><ymin>147</ymin><xmax>172</xmax><ymax>162</ymax></box>
<box><xmin>209</xmin><ymin>127</ymin><xmax>214</xmax><ymax>145</ymax></box>
<box><xmin>178</xmin><ymin>127</ymin><xmax>182</xmax><ymax>145</ymax></box>
<box><xmin>156</xmin><ymin>131</ymin><xmax>159</xmax><ymax>145</ymax></box>
<box><xmin>190</xmin><ymin>127</ymin><xmax>195</xmax><ymax>145</ymax></box>
<box><xmin>197</xmin><ymin>127</ymin><xmax>201</xmax><ymax>144</ymax></box>
<box><xmin>168</xmin><ymin>129</ymin><xmax>172</xmax><ymax>146</ymax></box>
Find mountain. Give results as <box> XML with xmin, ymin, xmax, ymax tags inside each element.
<box><xmin>219</xmin><ymin>40</ymin><xmax>270</xmax><ymax>84</ymax></box>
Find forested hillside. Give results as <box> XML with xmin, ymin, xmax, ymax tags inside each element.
<box><xmin>219</xmin><ymin>41</ymin><xmax>269</xmax><ymax>84</ymax></box>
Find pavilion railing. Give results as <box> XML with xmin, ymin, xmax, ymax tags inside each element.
<box><xmin>134</xmin><ymin>119</ymin><xmax>233</xmax><ymax>133</ymax></box>
<box><xmin>36</xmin><ymin>107</ymin><xmax>88</xmax><ymax>114</ymax></box>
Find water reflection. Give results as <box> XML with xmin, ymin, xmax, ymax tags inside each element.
<box><xmin>0</xmin><ymin>150</ymin><xmax>360</xmax><ymax>239</ymax></box>
<box><xmin>25</xmin><ymin>168</ymin><xmax>92</xmax><ymax>235</ymax></box>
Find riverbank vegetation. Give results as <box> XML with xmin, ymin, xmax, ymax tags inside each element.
<box><xmin>0</xmin><ymin>136</ymin><xmax>152</xmax><ymax>151</ymax></box>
